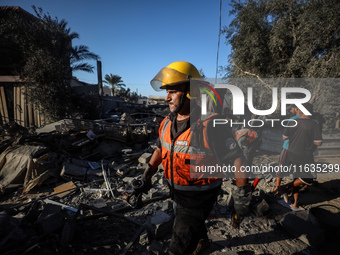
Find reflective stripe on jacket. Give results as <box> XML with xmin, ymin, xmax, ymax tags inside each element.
<box><xmin>159</xmin><ymin>115</ymin><xmax>222</xmax><ymax>191</ymax></box>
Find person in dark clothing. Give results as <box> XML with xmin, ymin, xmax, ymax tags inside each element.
<box><xmin>142</xmin><ymin>61</ymin><xmax>250</xmax><ymax>255</ymax></box>
<box><xmin>278</xmin><ymin>103</ymin><xmax>322</xmax><ymax>210</ymax></box>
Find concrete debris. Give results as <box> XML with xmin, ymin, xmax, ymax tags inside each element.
<box><xmin>139</xmin><ymin>229</ymin><xmax>150</xmax><ymax>246</ymax></box>
<box><xmin>161</xmin><ymin>200</ymin><xmax>173</xmax><ymax>212</ymax></box>
<box><xmin>1</xmin><ymin>111</ymin><xmax>340</xmax><ymax>254</ymax></box>
<box><xmin>120</xmin><ymin>112</ymin><xmax>136</xmax><ymax>125</ymax></box>
<box><xmin>138</xmin><ymin>152</ymin><xmax>152</xmax><ymax>164</ymax></box>
<box><xmin>91</xmin><ymin>198</ymin><xmax>107</xmax><ymax>208</ymax></box>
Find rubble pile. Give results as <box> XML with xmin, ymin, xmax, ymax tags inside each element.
<box><xmin>0</xmin><ymin>110</ymin><xmax>340</xmax><ymax>254</ymax></box>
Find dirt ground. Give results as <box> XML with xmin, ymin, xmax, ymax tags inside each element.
<box><xmin>0</xmin><ymin>151</ymin><xmax>339</xmax><ymax>255</ymax></box>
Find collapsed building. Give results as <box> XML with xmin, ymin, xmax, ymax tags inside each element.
<box><xmin>0</xmin><ymin>103</ymin><xmax>339</xmax><ymax>255</ymax></box>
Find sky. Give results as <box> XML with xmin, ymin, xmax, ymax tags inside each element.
<box><xmin>2</xmin><ymin>0</ymin><xmax>234</xmax><ymax>97</ymax></box>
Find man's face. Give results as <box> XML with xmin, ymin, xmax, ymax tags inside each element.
<box><xmin>290</xmin><ymin>107</ymin><xmax>298</xmax><ymax>116</ymax></box>
<box><xmin>165</xmin><ymin>89</ymin><xmax>183</xmax><ymax>113</ymax></box>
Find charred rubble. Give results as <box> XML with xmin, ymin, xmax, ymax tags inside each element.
<box><xmin>0</xmin><ymin>106</ymin><xmax>340</xmax><ymax>255</ymax></box>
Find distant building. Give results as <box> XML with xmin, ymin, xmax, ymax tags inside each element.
<box><xmin>147</xmin><ymin>95</ymin><xmax>166</xmax><ymax>105</ymax></box>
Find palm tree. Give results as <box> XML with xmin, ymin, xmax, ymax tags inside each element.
<box><xmin>32</xmin><ymin>6</ymin><xmax>100</xmax><ymax>75</ymax></box>
<box><xmin>103</xmin><ymin>74</ymin><xmax>126</xmax><ymax>96</ymax></box>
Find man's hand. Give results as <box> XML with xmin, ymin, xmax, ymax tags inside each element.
<box><xmin>141</xmin><ymin>163</ymin><xmax>158</xmax><ymax>194</ymax></box>
<box><xmin>140</xmin><ymin>147</ymin><xmax>162</xmax><ymax>193</ymax></box>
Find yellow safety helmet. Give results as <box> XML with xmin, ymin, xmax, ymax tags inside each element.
<box><xmin>150</xmin><ymin>61</ymin><xmax>203</xmax><ymax>99</ymax></box>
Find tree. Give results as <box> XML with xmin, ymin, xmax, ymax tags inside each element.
<box><xmin>103</xmin><ymin>74</ymin><xmax>126</xmax><ymax>96</ymax></box>
<box><xmin>0</xmin><ymin>6</ymin><xmax>99</xmax><ymax>121</ymax></box>
<box><xmin>32</xmin><ymin>6</ymin><xmax>100</xmax><ymax>76</ymax></box>
<box><xmin>222</xmin><ymin>0</ymin><xmax>340</xmax><ymax>128</ymax></box>
<box><xmin>224</xmin><ymin>0</ymin><xmax>340</xmax><ymax>79</ymax></box>
<box><xmin>117</xmin><ymin>87</ymin><xmax>139</xmax><ymax>102</ymax></box>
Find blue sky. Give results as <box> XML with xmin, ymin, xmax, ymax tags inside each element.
<box><xmin>2</xmin><ymin>0</ymin><xmax>234</xmax><ymax>97</ymax></box>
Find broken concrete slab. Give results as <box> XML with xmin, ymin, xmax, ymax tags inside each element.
<box><xmin>35</xmin><ymin>120</ymin><xmax>66</xmax><ymax>134</ymax></box>
<box><xmin>138</xmin><ymin>152</ymin><xmax>152</xmax><ymax>164</ymax></box>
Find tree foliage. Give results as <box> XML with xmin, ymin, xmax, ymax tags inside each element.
<box><xmin>224</xmin><ymin>0</ymin><xmax>340</xmax><ymax>78</ymax></box>
<box><xmin>0</xmin><ymin>6</ymin><xmax>99</xmax><ymax>121</ymax></box>
<box><xmin>103</xmin><ymin>74</ymin><xmax>126</xmax><ymax>96</ymax></box>
<box><xmin>222</xmin><ymin>0</ymin><xmax>340</xmax><ymax>127</ymax></box>
<box><xmin>117</xmin><ymin>87</ymin><xmax>139</xmax><ymax>102</ymax></box>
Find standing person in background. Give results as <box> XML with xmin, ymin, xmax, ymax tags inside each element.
<box><xmin>278</xmin><ymin>103</ymin><xmax>322</xmax><ymax>210</ymax></box>
<box><xmin>274</xmin><ymin>105</ymin><xmax>300</xmax><ymax>194</ymax></box>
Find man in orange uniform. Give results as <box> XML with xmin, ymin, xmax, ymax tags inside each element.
<box><xmin>142</xmin><ymin>61</ymin><xmax>251</xmax><ymax>255</ymax></box>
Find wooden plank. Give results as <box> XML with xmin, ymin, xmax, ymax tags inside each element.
<box><xmin>20</xmin><ymin>86</ymin><xmax>26</xmax><ymax>127</ymax></box>
<box><xmin>37</xmin><ymin>105</ymin><xmax>41</xmax><ymax>127</ymax></box>
<box><xmin>33</xmin><ymin>104</ymin><xmax>39</xmax><ymax>127</ymax></box>
<box><xmin>0</xmin><ymin>76</ymin><xmax>21</xmax><ymax>82</ymax></box>
<box><xmin>27</xmin><ymin>102</ymin><xmax>34</xmax><ymax>128</ymax></box>
<box><xmin>40</xmin><ymin>106</ymin><xmax>45</xmax><ymax>126</ymax></box>
<box><xmin>0</xmin><ymin>86</ymin><xmax>9</xmax><ymax>124</ymax></box>
<box><xmin>15</xmin><ymin>86</ymin><xmax>22</xmax><ymax>125</ymax></box>
<box><xmin>13</xmin><ymin>86</ymin><xmax>17</xmax><ymax>123</ymax></box>
<box><xmin>53</xmin><ymin>181</ymin><xmax>77</xmax><ymax>198</ymax></box>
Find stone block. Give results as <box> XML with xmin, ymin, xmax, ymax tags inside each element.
<box><xmin>138</xmin><ymin>153</ymin><xmax>152</xmax><ymax>164</ymax></box>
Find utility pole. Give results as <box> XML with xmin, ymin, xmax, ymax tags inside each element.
<box><xmin>97</xmin><ymin>60</ymin><xmax>103</xmax><ymax>118</ymax></box>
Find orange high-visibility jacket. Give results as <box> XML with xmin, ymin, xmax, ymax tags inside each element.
<box><xmin>159</xmin><ymin>115</ymin><xmax>222</xmax><ymax>191</ymax></box>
